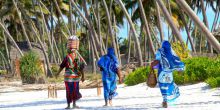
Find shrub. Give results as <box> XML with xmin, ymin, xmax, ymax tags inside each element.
<box><xmin>173</xmin><ymin>71</ymin><xmax>185</xmax><ymax>85</ymax></box>
<box><xmin>124</xmin><ymin>57</ymin><xmax>220</xmax><ymax>88</ymax></box>
<box><xmin>206</xmin><ymin>77</ymin><xmax>218</xmax><ymax>88</ymax></box>
<box><xmin>20</xmin><ymin>51</ymin><xmax>44</xmax><ymax>84</ymax></box>
<box><xmin>184</xmin><ymin>57</ymin><xmax>211</xmax><ymax>82</ymax></box>
<box><xmin>206</xmin><ymin>57</ymin><xmax>220</xmax><ymax>78</ymax></box>
<box><xmin>124</xmin><ymin>66</ymin><xmax>150</xmax><ymax>86</ymax></box>
<box><xmin>51</xmin><ymin>64</ymin><xmax>59</xmax><ymax>75</ymax></box>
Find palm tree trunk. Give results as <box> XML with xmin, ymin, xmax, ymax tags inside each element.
<box><xmin>69</xmin><ymin>0</ymin><xmax>73</xmax><ymax>35</ymax></box>
<box><xmin>180</xmin><ymin>11</ymin><xmax>196</xmax><ymax>52</ymax></box>
<box><xmin>127</xmin><ymin>29</ymin><xmax>131</xmax><ymax>64</ymax></box>
<box><xmin>200</xmin><ymin>0</ymin><xmax>213</xmax><ymax>53</ymax></box>
<box><xmin>155</xmin><ymin>1</ymin><xmax>164</xmax><ymax>42</ymax></box>
<box><xmin>81</xmin><ymin>0</ymin><xmax>104</xmax><ymax>55</ymax></box>
<box><xmin>30</xmin><ymin>22</ymin><xmax>53</xmax><ymax>77</ymax></box>
<box><xmin>52</xmin><ymin>0</ymin><xmax>71</xmax><ymax>36</ymax></box>
<box><xmin>95</xmin><ymin>0</ymin><xmax>106</xmax><ymax>54</ymax></box>
<box><xmin>166</xmin><ymin>0</ymin><xmax>173</xmax><ymax>41</ymax></box>
<box><xmin>38</xmin><ymin>3</ymin><xmax>59</xmax><ymax>63</ymax></box>
<box><xmin>3</xmin><ymin>32</ymin><xmax>12</xmax><ymax>74</ymax></box>
<box><xmin>211</xmin><ymin>3</ymin><xmax>219</xmax><ymax>32</ymax></box>
<box><xmin>71</xmin><ymin>0</ymin><xmax>99</xmax><ymax>59</ymax></box>
<box><xmin>149</xmin><ymin>24</ymin><xmax>161</xmax><ymax>47</ymax></box>
<box><xmin>0</xmin><ymin>22</ymin><xmax>23</xmax><ymax>56</ymax></box>
<box><xmin>156</xmin><ymin>0</ymin><xmax>184</xmax><ymax>46</ymax></box>
<box><xmin>20</xmin><ymin>9</ymin><xmax>53</xmax><ymax>77</ymax></box>
<box><xmin>91</xmin><ymin>38</ymin><xmax>96</xmax><ymax>74</ymax></box>
<box><xmin>105</xmin><ymin>29</ymin><xmax>109</xmax><ymax>50</ymax></box>
<box><xmin>113</xmin><ymin>15</ymin><xmax>121</xmax><ymax>65</ymax></box>
<box><xmin>138</xmin><ymin>0</ymin><xmax>156</xmax><ymax>55</ymax></box>
<box><xmin>102</xmin><ymin>0</ymin><xmax>119</xmax><ymax>59</ymax></box>
<box><xmin>12</xmin><ymin>0</ymin><xmax>32</xmax><ymax>49</ymax></box>
<box><xmin>117</xmin><ymin>0</ymin><xmax>143</xmax><ymax>66</ymax></box>
<box><xmin>176</xmin><ymin>0</ymin><xmax>220</xmax><ymax>53</ymax></box>
<box><xmin>199</xmin><ymin>35</ymin><xmax>203</xmax><ymax>53</ymax></box>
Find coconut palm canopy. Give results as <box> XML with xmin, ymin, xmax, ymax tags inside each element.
<box><xmin>0</xmin><ymin>0</ymin><xmax>219</xmax><ymax>76</ymax></box>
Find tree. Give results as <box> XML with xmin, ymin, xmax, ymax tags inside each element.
<box><xmin>138</xmin><ymin>0</ymin><xmax>155</xmax><ymax>55</ymax></box>
<box><xmin>116</xmin><ymin>0</ymin><xmax>143</xmax><ymax>66</ymax></box>
<box><xmin>176</xmin><ymin>0</ymin><xmax>220</xmax><ymax>53</ymax></box>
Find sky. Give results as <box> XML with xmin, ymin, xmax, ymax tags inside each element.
<box><xmin>118</xmin><ymin>2</ymin><xmax>220</xmax><ymax>49</ymax></box>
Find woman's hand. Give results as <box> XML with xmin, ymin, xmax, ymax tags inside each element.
<box><xmin>118</xmin><ymin>78</ymin><xmax>123</xmax><ymax>84</ymax></box>
<box><xmin>81</xmin><ymin>77</ymin><xmax>85</xmax><ymax>82</ymax></box>
<box><xmin>150</xmin><ymin>60</ymin><xmax>159</xmax><ymax>70</ymax></box>
<box><xmin>55</xmin><ymin>67</ymin><xmax>64</xmax><ymax>79</ymax></box>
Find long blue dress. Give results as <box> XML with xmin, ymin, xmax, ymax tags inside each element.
<box><xmin>98</xmin><ymin>48</ymin><xmax>119</xmax><ymax>100</ymax></box>
<box><xmin>155</xmin><ymin>41</ymin><xmax>185</xmax><ymax>102</ymax></box>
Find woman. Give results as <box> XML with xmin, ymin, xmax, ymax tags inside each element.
<box><xmin>98</xmin><ymin>48</ymin><xmax>122</xmax><ymax>106</ymax></box>
<box><xmin>150</xmin><ymin>41</ymin><xmax>185</xmax><ymax>108</ymax></box>
<box><xmin>56</xmin><ymin>36</ymin><xmax>85</xmax><ymax>109</ymax></box>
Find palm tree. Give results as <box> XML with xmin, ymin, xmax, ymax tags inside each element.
<box><xmin>200</xmin><ymin>0</ymin><xmax>213</xmax><ymax>53</ymax></box>
<box><xmin>138</xmin><ymin>0</ymin><xmax>155</xmax><ymax>56</ymax></box>
<box><xmin>156</xmin><ymin>0</ymin><xmax>185</xmax><ymax>46</ymax></box>
<box><xmin>70</xmin><ymin>0</ymin><xmax>100</xmax><ymax>59</ymax></box>
<box><xmin>12</xmin><ymin>0</ymin><xmax>32</xmax><ymax>49</ymax></box>
<box><xmin>176</xmin><ymin>0</ymin><xmax>220</xmax><ymax>53</ymax></box>
<box><xmin>102</xmin><ymin>0</ymin><xmax>119</xmax><ymax>59</ymax></box>
<box><xmin>116</xmin><ymin>0</ymin><xmax>143</xmax><ymax>66</ymax></box>
<box><xmin>0</xmin><ymin>21</ymin><xmax>23</xmax><ymax>56</ymax></box>
<box><xmin>155</xmin><ymin>1</ymin><xmax>164</xmax><ymax>42</ymax></box>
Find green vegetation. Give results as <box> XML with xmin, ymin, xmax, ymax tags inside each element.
<box><xmin>172</xmin><ymin>42</ymin><xmax>190</xmax><ymax>60</ymax></box>
<box><xmin>124</xmin><ymin>66</ymin><xmax>150</xmax><ymax>86</ymax></box>
<box><xmin>125</xmin><ymin>57</ymin><xmax>220</xmax><ymax>88</ymax></box>
<box><xmin>20</xmin><ymin>51</ymin><xmax>45</xmax><ymax>84</ymax></box>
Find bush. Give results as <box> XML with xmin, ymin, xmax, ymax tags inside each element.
<box><xmin>125</xmin><ymin>57</ymin><xmax>220</xmax><ymax>88</ymax></box>
<box><xmin>20</xmin><ymin>51</ymin><xmax>45</xmax><ymax>84</ymax></box>
<box><xmin>173</xmin><ymin>71</ymin><xmax>185</xmax><ymax>85</ymax></box>
<box><xmin>124</xmin><ymin>66</ymin><xmax>150</xmax><ymax>86</ymax></box>
<box><xmin>206</xmin><ymin>77</ymin><xmax>217</xmax><ymax>88</ymax></box>
<box><xmin>51</xmin><ymin>64</ymin><xmax>59</xmax><ymax>75</ymax></box>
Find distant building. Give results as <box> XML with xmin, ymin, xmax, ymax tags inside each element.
<box><xmin>9</xmin><ymin>41</ymin><xmax>47</xmax><ymax>78</ymax></box>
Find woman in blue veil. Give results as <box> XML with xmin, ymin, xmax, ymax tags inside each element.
<box><xmin>150</xmin><ymin>41</ymin><xmax>185</xmax><ymax>108</ymax></box>
<box><xmin>98</xmin><ymin>47</ymin><xmax>122</xmax><ymax>106</ymax></box>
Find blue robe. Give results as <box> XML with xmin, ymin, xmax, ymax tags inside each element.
<box><xmin>98</xmin><ymin>48</ymin><xmax>119</xmax><ymax>100</ymax></box>
<box><xmin>156</xmin><ymin>41</ymin><xmax>185</xmax><ymax>102</ymax></box>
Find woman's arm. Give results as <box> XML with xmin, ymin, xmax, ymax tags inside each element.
<box><xmin>116</xmin><ymin>69</ymin><xmax>122</xmax><ymax>84</ymax></box>
<box><xmin>150</xmin><ymin>60</ymin><xmax>159</xmax><ymax>70</ymax></box>
<box><xmin>81</xmin><ymin>70</ymin><xmax>85</xmax><ymax>82</ymax></box>
<box><xmin>55</xmin><ymin>67</ymin><xmax>64</xmax><ymax>78</ymax></box>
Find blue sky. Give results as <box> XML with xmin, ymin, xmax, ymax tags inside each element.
<box><xmin>118</xmin><ymin>2</ymin><xmax>220</xmax><ymax>48</ymax></box>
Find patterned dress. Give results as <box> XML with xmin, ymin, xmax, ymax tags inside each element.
<box><xmin>60</xmin><ymin>52</ymin><xmax>84</xmax><ymax>103</ymax></box>
<box><xmin>155</xmin><ymin>41</ymin><xmax>185</xmax><ymax>102</ymax></box>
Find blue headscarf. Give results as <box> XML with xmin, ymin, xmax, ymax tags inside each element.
<box><xmin>159</xmin><ymin>41</ymin><xmax>184</xmax><ymax>70</ymax></box>
<box><xmin>107</xmin><ymin>48</ymin><xmax>118</xmax><ymax>63</ymax></box>
<box><xmin>98</xmin><ymin>48</ymin><xmax>119</xmax><ymax>75</ymax></box>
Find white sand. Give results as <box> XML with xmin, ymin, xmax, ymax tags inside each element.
<box><xmin>0</xmin><ymin>82</ymin><xmax>220</xmax><ymax>110</ymax></box>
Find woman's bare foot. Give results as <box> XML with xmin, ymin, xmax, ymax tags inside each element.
<box><xmin>73</xmin><ymin>102</ymin><xmax>79</xmax><ymax>109</ymax></box>
<box><xmin>72</xmin><ymin>105</ymin><xmax>80</xmax><ymax>109</ymax></box>
<box><xmin>65</xmin><ymin>103</ymin><xmax>71</xmax><ymax>109</ymax></box>
<box><xmin>109</xmin><ymin>100</ymin><xmax>113</xmax><ymax>106</ymax></box>
<box><xmin>162</xmin><ymin>102</ymin><xmax>168</xmax><ymax>108</ymax></box>
<box><xmin>103</xmin><ymin>104</ymin><xmax>108</xmax><ymax>107</ymax></box>
<box><xmin>103</xmin><ymin>100</ymin><xmax>108</xmax><ymax>107</ymax></box>
<box><xmin>65</xmin><ymin>106</ymin><xmax>71</xmax><ymax>109</ymax></box>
